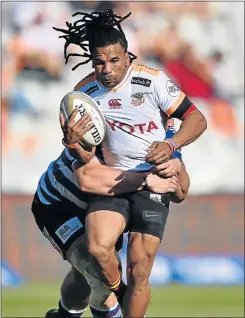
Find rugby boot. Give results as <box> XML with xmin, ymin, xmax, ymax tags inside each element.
<box><xmin>45</xmin><ymin>309</ymin><xmax>59</xmax><ymax>317</ymax></box>
<box><xmin>45</xmin><ymin>308</ymin><xmax>82</xmax><ymax>318</ymax></box>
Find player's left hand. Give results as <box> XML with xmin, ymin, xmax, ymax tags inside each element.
<box><xmin>153</xmin><ymin>158</ymin><xmax>182</xmax><ymax>177</ymax></box>
<box><xmin>145</xmin><ymin>141</ymin><xmax>172</xmax><ymax>164</ymax></box>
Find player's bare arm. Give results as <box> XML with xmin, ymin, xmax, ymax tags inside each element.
<box><xmin>169</xmin><ymin>165</ymin><xmax>190</xmax><ymax>203</ymax></box>
<box><xmin>73</xmin><ymin>159</ymin><xmax>178</xmax><ymax>196</ymax></box>
<box><xmin>171</xmin><ymin>108</ymin><xmax>207</xmax><ymax>149</ymax></box>
<box><xmin>60</xmin><ymin>109</ymin><xmax>96</xmax><ymax>163</ymax></box>
<box><xmin>146</xmin><ymin>94</ymin><xmax>207</xmax><ymax>164</ymax></box>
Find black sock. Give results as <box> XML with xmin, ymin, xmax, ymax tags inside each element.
<box><xmin>112</xmin><ymin>280</ymin><xmax>127</xmax><ymax>307</ymax></box>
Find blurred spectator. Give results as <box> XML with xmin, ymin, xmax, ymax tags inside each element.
<box><xmin>2</xmin><ymin>47</ymin><xmax>36</xmax><ymax>118</ymax></box>
<box><xmin>142</xmin><ymin>19</ymin><xmax>241</xmax><ymax>138</ymax></box>
<box><xmin>150</xmin><ymin>23</ymin><xmax>214</xmax><ymax>100</ymax></box>
<box><xmin>114</xmin><ymin>2</ymin><xmax>153</xmax><ymax>63</ymax></box>
<box><xmin>6</xmin><ymin>2</ymin><xmax>71</xmax><ymax>80</ymax></box>
<box><xmin>207</xmin><ymin>51</ymin><xmax>231</xmax><ymax>100</ymax></box>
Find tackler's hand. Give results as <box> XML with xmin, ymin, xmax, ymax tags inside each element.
<box><xmin>147</xmin><ymin>174</ymin><xmax>179</xmax><ymax>193</ymax></box>
<box><xmin>59</xmin><ymin>109</ymin><xmax>94</xmax><ymax>145</ymax></box>
<box><xmin>153</xmin><ymin>158</ymin><xmax>182</xmax><ymax>178</ymax></box>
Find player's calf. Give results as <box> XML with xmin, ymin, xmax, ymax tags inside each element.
<box><xmin>87</xmin><ymin>243</ymin><xmax>127</xmax><ymax>308</ymax></box>
<box><xmin>45</xmin><ymin>264</ymin><xmax>124</xmax><ymax>318</ymax></box>
<box><xmin>45</xmin><ymin>267</ymin><xmax>90</xmax><ymax>318</ymax></box>
<box><xmin>61</xmin><ymin>267</ymin><xmax>90</xmax><ymax>310</ymax></box>
<box><xmin>84</xmin><ymin>267</ymin><xmax>123</xmax><ymax>317</ymax></box>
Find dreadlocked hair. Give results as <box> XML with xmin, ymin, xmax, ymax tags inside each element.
<box><xmin>53</xmin><ymin>8</ymin><xmax>137</xmax><ymax>71</ymax></box>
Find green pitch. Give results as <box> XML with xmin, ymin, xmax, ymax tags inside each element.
<box><xmin>2</xmin><ymin>284</ymin><xmax>244</xmax><ymax>317</ymax></box>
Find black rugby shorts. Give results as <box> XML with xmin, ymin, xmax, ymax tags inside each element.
<box><xmin>127</xmin><ymin>190</ymin><xmax>170</xmax><ymax>240</ymax></box>
<box><xmin>86</xmin><ymin>191</ymin><xmax>170</xmax><ymax>240</ymax></box>
<box><xmin>31</xmin><ymin>192</ymin><xmax>86</xmax><ymax>259</ymax></box>
<box><xmin>86</xmin><ymin>195</ymin><xmax>130</xmax><ymax>223</ymax></box>
<box><xmin>31</xmin><ymin>193</ymin><xmax>124</xmax><ymax>258</ymax></box>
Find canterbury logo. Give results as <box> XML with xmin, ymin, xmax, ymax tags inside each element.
<box><xmin>108</xmin><ymin>99</ymin><xmax>122</xmax><ymax>108</ymax></box>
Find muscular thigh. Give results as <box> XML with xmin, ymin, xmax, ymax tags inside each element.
<box><xmin>31</xmin><ymin>193</ymin><xmax>86</xmax><ymax>259</ymax></box>
<box><xmin>127</xmin><ymin>191</ymin><xmax>170</xmax><ymax>241</ymax></box>
<box><xmin>86</xmin><ymin>196</ymin><xmax>130</xmax><ymax>247</ymax></box>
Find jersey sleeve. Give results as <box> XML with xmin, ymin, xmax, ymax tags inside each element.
<box><xmin>153</xmin><ymin>71</ymin><xmax>186</xmax><ymax>117</ymax></box>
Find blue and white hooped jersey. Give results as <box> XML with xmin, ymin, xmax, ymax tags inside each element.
<box><xmin>36</xmin><ymin>148</ymin><xmax>88</xmax><ymax>208</ymax></box>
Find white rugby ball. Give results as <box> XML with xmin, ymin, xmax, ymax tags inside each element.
<box><xmin>60</xmin><ymin>91</ymin><xmax>106</xmax><ymax>147</ymax></box>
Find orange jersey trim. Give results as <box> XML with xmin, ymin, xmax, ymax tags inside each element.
<box><xmin>166</xmin><ymin>92</ymin><xmax>186</xmax><ymax>116</ymax></box>
<box><xmin>132</xmin><ymin>64</ymin><xmax>160</xmax><ymax>77</ymax></box>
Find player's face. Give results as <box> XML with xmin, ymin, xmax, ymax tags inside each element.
<box><xmin>92</xmin><ymin>43</ymin><xmax>130</xmax><ymax>89</ymax></box>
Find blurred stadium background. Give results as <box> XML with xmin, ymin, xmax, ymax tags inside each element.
<box><xmin>1</xmin><ymin>1</ymin><xmax>244</xmax><ymax>317</ymax></box>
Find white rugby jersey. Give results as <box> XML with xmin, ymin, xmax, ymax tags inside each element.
<box><xmin>75</xmin><ymin>64</ymin><xmax>185</xmax><ymax>171</ymax></box>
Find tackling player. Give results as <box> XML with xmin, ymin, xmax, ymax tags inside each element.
<box><xmin>54</xmin><ymin>8</ymin><xmax>206</xmax><ymax>317</ymax></box>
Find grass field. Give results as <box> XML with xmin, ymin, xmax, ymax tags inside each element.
<box><xmin>2</xmin><ymin>284</ymin><xmax>244</xmax><ymax>317</ymax></box>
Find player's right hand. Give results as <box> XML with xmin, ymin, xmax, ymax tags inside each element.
<box><xmin>147</xmin><ymin>174</ymin><xmax>178</xmax><ymax>193</ymax></box>
<box><xmin>59</xmin><ymin>109</ymin><xmax>94</xmax><ymax>145</ymax></box>
<box><xmin>145</xmin><ymin>141</ymin><xmax>172</xmax><ymax>164</ymax></box>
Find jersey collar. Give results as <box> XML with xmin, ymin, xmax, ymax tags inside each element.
<box><xmin>98</xmin><ymin>63</ymin><xmax>134</xmax><ymax>93</ymax></box>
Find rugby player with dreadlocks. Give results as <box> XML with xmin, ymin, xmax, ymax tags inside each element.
<box><xmin>53</xmin><ymin>9</ymin><xmax>206</xmax><ymax>317</ymax></box>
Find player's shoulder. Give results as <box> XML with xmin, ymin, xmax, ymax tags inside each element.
<box><xmin>132</xmin><ymin>64</ymin><xmax>161</xmax><ymax>77</ymax></box>
<box><xmin>130</xmin><ymin>64</ymin><xmax>165</xmax><ymax>88</ymax></box>
<box><xmin>74</xmin><ymin>71</ymin><xmax>97</xmax><ymax>91</ymax></box>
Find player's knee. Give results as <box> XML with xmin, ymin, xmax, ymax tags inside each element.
<box><xmin>71</xmin><ymin>266</ymin><xmax>90</xmax><ymax>287</ymax></box>
<box><xmin>128</xmin><ymin>257</ymin><xmax>150</xmax><ymax>288</ymax></box>
<box><xmin>130</xmin><ymin>247</ymin><xmax>157</xmax><ymax>287</ymax></box>
<box><xmin>88</xmin><ymin>240</ymin><xmax>113</xmax><ymax>264</ymax></box>
<box><xmin>127</xmin><ymin>233</ymin><xmax>158</xmax><ymax>288</ymax></box>
<box><xmin>130</xmin><ymin>232</ymin><xmax>159</xmax><ymax>258</ymax></box>
<box><xmin>66</xmin><ymin>237</ymin><xmax>91</xmax><ymax>274</ymax></box>
<box><xmin>145</xmin><ymin>247</ymin><xmax>158</xmax><ymax>260</ymax></box>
